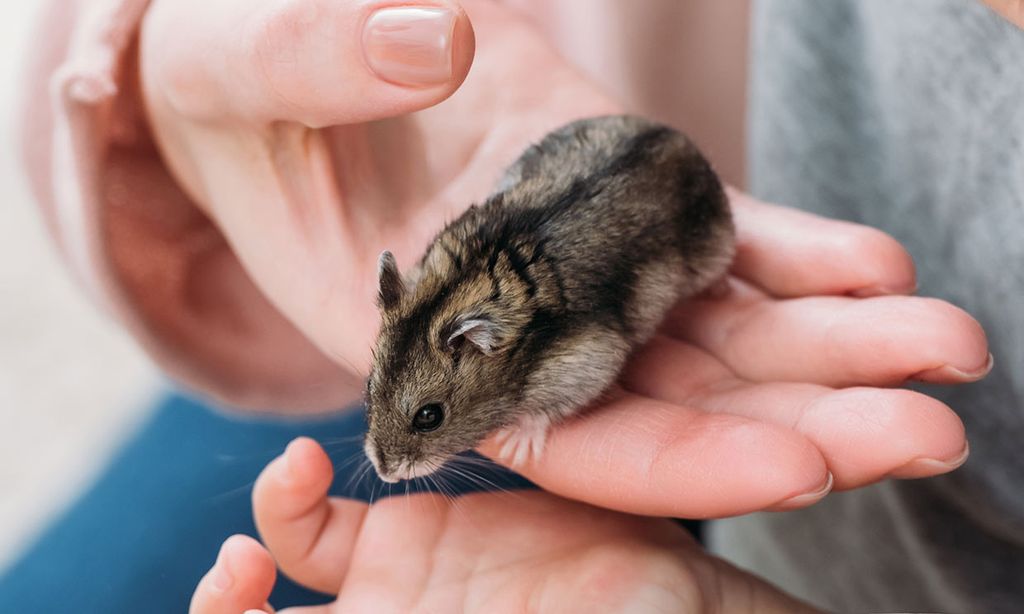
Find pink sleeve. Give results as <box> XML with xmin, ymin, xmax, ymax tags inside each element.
<box><xmin>21</xmin><ymin>0</ymin><xmax>357</xmax><ymax>412</ymax></box>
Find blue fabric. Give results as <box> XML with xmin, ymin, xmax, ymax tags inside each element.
<box><xmin>0</xmin><ymin>392</ymin><xmax>533</xmax><ymax>613</ymax></box>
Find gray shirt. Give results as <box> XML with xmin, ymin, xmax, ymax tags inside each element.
<box><xmin>709</xmin><ymin>1</ymin><xmax>1024</xmax><ymax>612</ymax></box>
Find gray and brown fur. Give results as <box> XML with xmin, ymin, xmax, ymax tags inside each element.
<box><xmin>365</xmin><ymin>115</ymin><xmax>735</xmax><ymax>482</ymax></box>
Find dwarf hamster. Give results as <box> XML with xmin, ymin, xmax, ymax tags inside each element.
<box><xmin>364</xmin><ymin>115</ymin><xmax>735</xmax><ymax>483</ymax></box>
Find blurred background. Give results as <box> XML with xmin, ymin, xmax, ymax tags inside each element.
<box><xmin>0</xmin><ymin>4</ymin><xmax>159</xmax><ymax>571</ymax></box>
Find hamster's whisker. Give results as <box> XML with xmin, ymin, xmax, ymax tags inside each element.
<box><xmin>444</xmin><ymin>455</ymin><xmax>499</xmax><ymax>471</ymax></box>
<box><xmin>341</xmin><ymin>464</ymin><xmax>361</xmax><ymax>494</ymax></box>
<box><xmin>445</xmin><ymin>455</ymin><xmax>505</xmax><ymax>471</ymax></box>
<box><xmin>403</xmin><ymin>480</ymin><xmax>411</xmax><ymax>517</ymax></box>
<box><xmin>421</xmin><ymin>474</ymin><xmax>446</xmax><ymax>516</ymax></box>
<box><xmin>369</xmin><ymin>475</ymin><xmax>384</xmax><ymax>505</ymax></box>
<box><xmin>446</xmin><ymin>456</ymin><xmax>520</xmax><ymax>487</ymax></box>
<box><xmin>424</xmin><ymin>470</ymin><xmax>447</xmax><ymax>501</ymax></box>
<box><xmin>330</xmin><ymin>450</ymin><xmax>367</xmax><ymax>473</ymax></box>
<box><xmin>342</xmin><ymin>456</ymin><xmax>374</xmax><ymax>495</ymax></box>
<box><xmin>324</xmin><ymin>348</ymin><xmax>365</xmax><ymax>379</ymax></box>
<box><xmin>438</xmin><ymin>463</ymin><xmax>489</xmax><ymax>493</ymax></box>
<box><xmin>212</xmin><ymin>444</ymin><xmax>297</xmax><ymax>462</ymax></box>
<box><xmin>435</xmin><ymin>469</ymin><xmax>480</xmax><ymax>529</ymax></box>
<box><xmin>440</xmin><ymin>460</ymin><xmax>488</xmax><ymax>488</ymax></box>
<box><xmin>332</xmin><ymin>452</ymin><xmax>373</xmax><ymax>496</ymax></box>
<box><xmin>431</xmin><ymin>464</ymin><xmax>462</xmax><ymax>500</ymax></box>
<box><xmin>424</xmin><ymin>469</ymin><xmax>469</xmax><ymax>524</ymax></box>
<box><xmin>441</xmin><ymin>460</ymin><xmax>522</xmax><ymax>500</ymax></box>
<box><xmin>319</xmin><ymin>433</ymin><xmax>367</xmax><ymax>446</ymax></box>
<box><xmin>425</xmin><ymin>463</ymin><xmax>455</xmax><ymax>502</ymax></box>
<box><xmin>205</xmin><ymin>478</ymin><xmax>258</xmax><ymax>504</ymax></box>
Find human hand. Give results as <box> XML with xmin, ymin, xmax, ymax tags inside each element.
<box><xmin>140</xmin><ymin>0</ymin><xmax>618</xmax><ymax>402</ymax></box>
<box><xmin>479</xmin><ymin>188</ymin><xmax>990</xmax><ymax>517</ymax></box>
<box><xmin>189</xmin><ymin>438</ymin><xmax>818</xmax><ymax>614</ymax></box>
<box><xmin>142</xmin><ymin>0</ymin><xmax>990</xmax><ymax>519</ymax></box>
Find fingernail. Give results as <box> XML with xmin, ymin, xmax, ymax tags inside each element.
<box><xmin>210</xmin><ymin>542</ymin><xmax>235</xmax><ymax>592</ymax></box>
<box><xmin>913</xmin><ymin>353</ymin><xmax>994</xmax><ymax>383</ymax></box>
<box><xmin>363</xmin><ymin>7</ymin><xmax>456</xmax><ymax>87</ymax></box>
<box><xmin>893</xmin><ymin>441</ymin><xmax>970</xmax><ymax>477</ymax></box>
<box><xmin>850</xmin><ymin>283</ymin><xmax>918</xmax><ymax>298</ymax></box>
<box><xmin>773</xmin><ymin>472</ymin><xmax>833</xmax><ymax>511</ymax></box>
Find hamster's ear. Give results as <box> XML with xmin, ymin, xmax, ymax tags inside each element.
<box><xmin>446</xmin><ymin>317</ymin><xmax>504</xmax><ymax>356</ymax></box>
<box><xmin>377</xmin><ymin>251</ymin><xmax>405</xmax><ymax>310</ymax></box>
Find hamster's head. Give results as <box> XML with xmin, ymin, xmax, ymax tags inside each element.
<box><xmin>364</xmin><ymin>250</ymin><xmax>533</xmax><ymax>483</ymax></box>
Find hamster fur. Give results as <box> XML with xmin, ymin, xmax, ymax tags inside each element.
<box><xmin>364</xmin><ymin>115</ymin><xmax>735</xmax><ymax>483</ymax></box>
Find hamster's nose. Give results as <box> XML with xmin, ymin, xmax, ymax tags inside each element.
<box><xmin>364</xmin><ymin>437</ymin><xmax>401</xmax><ymax>483</ymax></box>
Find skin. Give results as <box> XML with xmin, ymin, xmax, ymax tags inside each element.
<box><xmin>981</xmin><ymin>0</ymin><xmax>1024</xmax><ymax>28</ymax></box>
<box><xmin>189</xmin><ymin>438</ymin><xmax>820</xmax><ymax>614</ymax></box>
<box><xmin>135</xmin><ymin>0</ymin><xmax>994</xmax><ymax>607</ymax></box>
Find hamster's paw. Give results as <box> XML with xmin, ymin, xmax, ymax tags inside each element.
<box><xmin>495</xmin><ymin>414</ymin><xmax>552</xmax><ymax>468</ymax></box>
<box><xmin>698</xmin><ymin>274</ymin><xmax>733</xmax><ymax>299</ymax></box>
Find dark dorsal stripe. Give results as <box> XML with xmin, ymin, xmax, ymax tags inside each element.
<box><xmin>384</xmin><ymin>124</ymin><xmax>678</xmax><ymax>384</ymax></box>
<box><xmin>440</xmin><ymin>242</ymin><xmax>463</xmax><ymax>269</ymax></box>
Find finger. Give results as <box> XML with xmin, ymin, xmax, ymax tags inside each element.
<box><xmin>150</xmin><ymin>0</ymin><xmax>617</xmax><ymax>375</ymax></box>
<box><xmin>253</xmin><ymin>437</ymin><xmax>370</xmax><ymax>594</ymax></box>
<box><xmin>145</xmin><ymin>0</ymin><xmax>475</xmax><ymax>125</ymax></box>
<box><xmin>667</xmin><ymin>281</ymin><xmax>992</xmax><ymax>387</ymax></box>
<box><xmin>624</xmin><ymin>337</ymin><xmax>970</xmax><ymax>490</ymax></box>
<box><xmin>686</xmin><ymin>549</ymin><xmax>820</xmax><ymax>613</ymax></box>
<box><xmin>480</xmin><ymin>392</ymin><xmax>831</xmax><ymax>518</ymax></box>
<box><xmin>729</xmin><ymin>189</ymin><xmax>917</xmax><ymax>297</ymax></box>
<box><xmin>190</xmin><ymin>535</ymin><xmax>276</xmax><ymax>614</ymax></box>
<box><xmin>980</xmin><ymin>1</ymin><xmax>1024</xmax><ymax>29</ymax></box>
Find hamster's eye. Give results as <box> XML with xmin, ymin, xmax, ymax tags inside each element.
<box><xmin>412</xmin><ymin>403</ymin><xmax>445</xmax><ymax>433</ymax></box>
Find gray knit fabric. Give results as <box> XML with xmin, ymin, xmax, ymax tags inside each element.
<box><xmin>709</xmin><ymin>2</ymin><xmax>1024</xmax><ymax>612</ymax></box>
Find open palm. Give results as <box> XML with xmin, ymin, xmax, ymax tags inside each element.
<box><xmin>482</xmin><ymin>188</ymin><xmax>988</xmax><ymax>517</ymax></box>
<box><xmin>190</xmin><ymin>439</ymin><xmax>817</xmax><ymax>614</ymax></box>
<box><xmin>141</xmin><ymin>0</ymin><xmax>989</xmax><ymax>520</ymax></box>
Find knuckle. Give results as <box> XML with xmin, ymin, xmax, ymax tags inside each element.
<box><xmin>141</xmin><ymin>30</ymin><xmax>202</xmax><ymax>113</ymax></box>
<box><xmin>141</xmin><ymin>21</ymin><xmax>225</xmax><ymax>119</ymax></box>
<box><xmin>244</xmin><ymin>0</ymin><xmax>336</xmax><ymax>115</ymax></box>
<box><xmin>247</xmin><ymin>2</ymin><xmax>304</xmax><ymax>72</ymax></box>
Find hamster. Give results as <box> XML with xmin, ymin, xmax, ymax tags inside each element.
<box><xmin>364</xmin><ymin>115</ymin><xmax>735</xmax><ymax>483</ymax></box>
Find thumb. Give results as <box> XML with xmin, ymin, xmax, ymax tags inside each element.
<box><xmin>145</xmin><ymin>0</ymin><xmax>475</xmax><ymax>126</ymax></box>
<box><xmin>693</xmin><ymin>550</ymin><xmax>822</xmax><ymax>613</ymax></box>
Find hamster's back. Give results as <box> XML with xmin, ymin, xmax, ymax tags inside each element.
<box><xmin>488</xmin><ymin>115</ymin><xmax>733</xmax><ymax>309</ymax></box>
